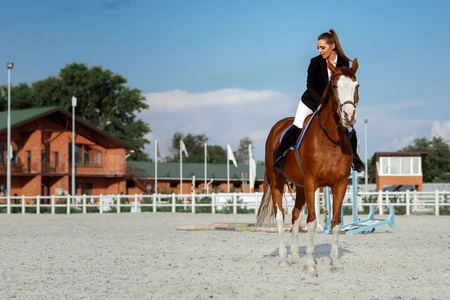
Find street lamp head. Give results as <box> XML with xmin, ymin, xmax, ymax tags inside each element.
<box><xmin>364</xmin><ymin>119</ymin><xmax>369</xmax><ymax>124</ymax></box>
<box><xmin>7</xmin><ymin>62</ymin><xmax>14</xmax><ymax>69</ymax></box>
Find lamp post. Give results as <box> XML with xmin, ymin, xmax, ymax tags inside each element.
<box><xmin>72</xmin><ymin>96</ymin><xmax>77</xmax><ymax>198</ymax></box>
<box><xmin>6</xmin><ymin>62</ymin><xmax>13</xmax><ymax>198</ymax></box>
<box><xmin>364</xmin><ymin>119</ymin><xmax>369</xmax><ymax>192</ymax></box>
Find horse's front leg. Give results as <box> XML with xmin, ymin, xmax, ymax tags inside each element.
<box><xmin>304</xmin><ymin>180</ymin><xmax>318</xmax><ymax>276</ymax></box>
<box><xmin>330</xmin><ymin>183</ymin><xmax>347</xmax><ymax>274</ymax></box>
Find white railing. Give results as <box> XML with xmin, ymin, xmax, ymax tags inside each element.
<box><xmin>0</xmin><ymin>190</ymin><xmax>448</xmax><ymax>216</ymax></box>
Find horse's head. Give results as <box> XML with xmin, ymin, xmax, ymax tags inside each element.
<box><xmin>327</xmin><ymin>58</ymin><xmax>359</xmax><ymax>128</ymax></box>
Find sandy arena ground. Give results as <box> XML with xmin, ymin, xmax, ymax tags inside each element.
<box><xmin>0</xmin><ymin>212</ymin><xmax>449</xmax><ymax>299</ymax></box>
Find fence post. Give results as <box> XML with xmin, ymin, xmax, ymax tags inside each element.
<box><xmin>152</xmin><ymin>193</ymin><xmax>156</xmax><ymax>213</ymax></box>
<box><xmin>133</xmin><ymin>194</ymin><xmax>138</xmax><ymax>213</ymax></box>
<box><xmin>233</xmin><ymin>193</ymin><xmax>237</xmax><ymax>214</ymax></box>
<box><xmin>116</xmin><ymin>194</ymin><xmax>120</xmax><ymax>213</ymax></box>
<box><xmin>36</xmin><ymin>195</ymin><xmax>40</xmax><ymax>214</ymax></box>
<box><xmin>171</xmin><ymin>193</ymin><xmax>175</xmax><ymax>213</ymax></box>
<box><xmin>67</xmin><ymin>195</ymin><xmax>71</xmax><ymax>214</ymax></box>
<box><xmin>212</xmin><ymin>193</ymin><xmax>216</xmax><ymax>214</ymax></box>
<box><xmin>51</xmin><ymin>195</ymin><xmax>55</xmax><ymax>215</ymax></box>
<box><xmin>83</xmin><ymin>194</ymin><xmax>87</xmax><ymax>214</ymax></box>
<box><xmin>406</xmin><ymin>190</ymin><xmax>410</xmax><ymax>216</ymax></box>
<box><xmin>191</xmin><ymin>192</ymin><xmax>196</xmax><ymax>214</ymax></box>
<box><xmin>435</xmin><ymin>190</ymin><xmax>439</xmax><ymax>216</ymax></box>
<box><xmin>254</xmin><ymin>193</ymin><xmax>258</xmax><ymax>215</ymax></box>
<box><xmin>99</xmin><ymin>194</ymin><xmax>103</xmax><ymax>214</ymax></box>
<box><xmin>378</xmin><ymin>190</ymin><xmax>382</xmax><ymax>215</ymax></box>
<box><xmin>6</xmin><ymin>195</ymin><xmax>10</xmax><ymax>214</ymax></box>
<box><xmin>21</xmin><ymin>195</ymin><xmax>25</xmax><ymax>214</ymax></box>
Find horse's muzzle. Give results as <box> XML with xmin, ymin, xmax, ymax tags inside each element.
<box><xmin>342</xmin><ymin>109</ymin><xmax>357</xmax><ymax>127</ymax></box>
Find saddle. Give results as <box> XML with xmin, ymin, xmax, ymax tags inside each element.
<box><xmin>278</xmin><ymin>110</ymin><xmax>319</xmax><ymax>174</ymax></box>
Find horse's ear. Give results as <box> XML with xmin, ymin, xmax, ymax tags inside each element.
<box><xmin>351</xmin><ymin>58</ymin><xmax>358</xmax><ymax>73</ymax></box>
<box><xmin>327</xmin><ymin>60</ymin><xmax>338</xmax><ymax>75</ymax></box>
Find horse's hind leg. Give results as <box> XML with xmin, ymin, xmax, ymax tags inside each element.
<box><xmin>271</xmin><ymin>175</ymin><xmax>289</xmax><ymax>267</ymax></box>
<box><xmin>290</xmin><ymin>186</ymin><xmax>306</xmax><ymax>265</ymax></box>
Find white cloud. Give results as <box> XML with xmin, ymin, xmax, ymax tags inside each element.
<box><xmin>431</xmin><ymin>121</ymin><xmax>450</xmax><ymax>140</ymax></box>
<box><xmin>144</xmin><ymin>89</ymin><xmax>290</xmax><ymax>112</ymax></box>
<box><xmin>384</xmin><ymin>132</ymin><xmax>419</xmax><ymax>152</ymax></box>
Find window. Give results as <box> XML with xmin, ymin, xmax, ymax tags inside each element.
<box><xmin>378</xmin><ymin>156</ymin><xmax>422</xmax><ymax>176</ymax></box>
<box><xmin>170</xmin><ymin>182</ymin><xmax>178</xmax><ymax>188</ymax></box>
<box><xmin>27</xmin><ymin>151</ymin><xmax>31</xmax><ymax>172</ymax></box>
<box><xmin>54</xmin><ymin>152</ymin><xmax>59</xmax><ymax>166</ymax></box>
<box><xmin>0</xmin><ymin>142</ymin><xmax>5</xmax><ymax>163</ymax></box>
<box><xmin>81</xmin><ymin>183</ymin><xmax>93</xmax><ymax>195</ymax></box>
<box><xmin>1</xmin><ymin>142</ymin><xmax>18</xmax><ymax>164</ymax></box>
<box><xmin>69</xmin><ymin>144</ymin><xmax>102</xmax><ymax>167</ymax></box>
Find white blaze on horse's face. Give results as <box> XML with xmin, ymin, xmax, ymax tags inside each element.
<box><xmin>336</xmin><ymin>76</ymin><xmax>359</xmax><ymax>127</ymax></box>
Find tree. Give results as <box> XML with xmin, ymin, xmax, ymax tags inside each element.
<box><xmin>166</xmin><ymin>132</ymin><xmax>227</xmax><ymax>164</ymax></box>
<box><xmin>0</xmin><ymin>63</ymin><xmax>151</xmax><ymax>161</ymax></box>
<box><xmin>235</xmin><ymin>136</ymin><xmax>254</xmax><ymax>165</ymax></box>
<box><xmin>400</xmin><ymin>136</ymin><xmax>450</xmax><ymax>183</ymax></box>
<box><xmin>367</xmin><ymin>156</ymin><xmax>376</xmax><ymax>183</ymax></box>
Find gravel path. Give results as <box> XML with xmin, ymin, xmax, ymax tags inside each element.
<box><xmin>0</xmin><ymin>213</ymin><xmax>449</xmax><ymax>299</ymax></box>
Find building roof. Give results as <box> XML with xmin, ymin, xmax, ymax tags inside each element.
<box><xmin>0</xmin><ymin>107</ymin><xmax>134</xmax><ymax>150</ymax></box>
<box><xmin>371</xmin><ymin>151</ymin><xmax>428</xmax><ymax>165</ymax></box>
<box><xmin>127</xmin><ymin>161</ymin><xmax>266</xmax><ymax>181</ymax></box>
<box><xmin>0</xmin><ymin>106</ymin><xmax>58</xmax><ymax>130</ymax></box>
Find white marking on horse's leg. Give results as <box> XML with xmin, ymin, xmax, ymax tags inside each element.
<box><xmin>304</xmin><ymin>219</ymin><xmax>317</xmax><ymax>276</ymax></box>
<box><xmin>331</xmin><ymin>224</ymin><xmax>344</xmax><ymax>273</ymax></box>
<box><xmin>290</xmin><ymin>216</ymin><xmax>301</xmax><ymax>265</ymax></box>
<box><xmin>276</xmin><ymin>205</ymin><xmax>288</xmax><ymax>267</ymax></box>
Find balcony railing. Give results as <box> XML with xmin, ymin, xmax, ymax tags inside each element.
<box><xmin>0</xmin><ymin>162</ymin><xmax>126</xmax><ymax>175</ymax></box>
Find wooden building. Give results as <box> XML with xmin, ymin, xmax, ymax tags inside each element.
<box><xmin>0</xmin><ymin>107</ymin><xmax>144</xmax><ymax>197</ymax></box>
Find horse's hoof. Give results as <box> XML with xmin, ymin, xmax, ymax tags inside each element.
<box><xmin>331</xmin><ymin>266</ymin><xmax>344</xmax><ymax>274</ymax></box>
<box><xmin>303</xmin><ymin>265</ymin><xmax>318</xmax><ymax>277</ymax></box>
<box><xmin>290</xmin><ymin>258</ymin><xmax>301</xmax><ymax>266</ymax></box>
<box><xmin>278</xmin><ymin>260</ymin><xmax>290</xmax><ymax>268</ymax></box>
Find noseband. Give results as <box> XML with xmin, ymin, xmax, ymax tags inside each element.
<box><xmin>318</xmin><ymin>72</ymin><xmax>356</xmax><ymax>131</ymax></box>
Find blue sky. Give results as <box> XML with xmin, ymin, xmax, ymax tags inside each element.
<box><xmin>1</xmin><ymin>0</ymin><xmax>449</xmax><ymax>162</ymax></box>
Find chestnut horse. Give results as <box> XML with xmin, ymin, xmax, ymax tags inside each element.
<box><xmin>257</xmin><ymin>59</ymin><xmax>360</xmax><ymax>275</ymax></box>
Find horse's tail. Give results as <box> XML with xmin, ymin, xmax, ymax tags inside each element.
<box><xmin>256</xmin><ymin>171</ymin><xmax>274</xmax><ymax>227</ymax></box>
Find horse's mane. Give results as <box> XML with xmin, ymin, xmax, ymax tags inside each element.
<box><xmin>320</xmin><ymin>66</ymin><xmax>356</xmax><ymax>109</ymax></box>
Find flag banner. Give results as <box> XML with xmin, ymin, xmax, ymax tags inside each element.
<box><xmin>156</xmin><ymin>141</ymin><xmax>162</xmax><ymax>158</ymax></box>
<box><xmin>249</xmin><ymin>145</ymin><xmax>256</xmax><ymax>189</ymax></box>
<box><xmin>227</xmin><ymin>144</ymin><xmax>238</xmax><ymax>168</ymax></box>
<box><xmin>180</xmin><ymin>140</ymin><xmax>189</xmax><ymax>157</ymax></box>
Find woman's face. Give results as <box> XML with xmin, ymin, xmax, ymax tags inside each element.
<box><xmin>317</xmin><ymin>39</ymin><xmax>335</xmax><ymax>59</ymax></box>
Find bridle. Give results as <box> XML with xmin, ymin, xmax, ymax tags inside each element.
<box><xmin>318</xmin><ymin>72</ymin><xmax>357</xmax><ymax>131</ymax></box>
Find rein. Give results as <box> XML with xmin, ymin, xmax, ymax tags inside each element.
<box><xmin>317</xmin><ymin>72</ymin><xmax>356</xmax><ymax>131</ymax></box>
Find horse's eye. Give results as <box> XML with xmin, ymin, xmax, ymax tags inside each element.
<box><xmin>332</xmin><ymin>84</ymin><xmax>337</xmax><ymax>89</ymax></box>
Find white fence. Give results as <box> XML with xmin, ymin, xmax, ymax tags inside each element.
<box><xmin>0</xmin><ymin>190</ymin><xmax>448</xmax><ymax>216</ymax></box>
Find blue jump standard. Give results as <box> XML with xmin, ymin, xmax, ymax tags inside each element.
<box><xmin>340</xmin><ymin>205</ymin><xmax>396</xmax><ymax>235</ymax></box>
<box><xmin>318</xmin><ymin>170</ymin><xmax>396</xmax><ymax>235</ymax></box>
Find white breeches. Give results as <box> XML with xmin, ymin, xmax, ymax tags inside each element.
<box><xmin>293</xmin><ymin>101</ymin><xmax>313</xmax><ymax>129</ymax></box>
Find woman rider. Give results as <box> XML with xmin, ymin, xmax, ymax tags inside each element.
<box><xmin>272</xmin><ymin>29</ymin><xmax>365</xmax><ymax>173</ymax></box>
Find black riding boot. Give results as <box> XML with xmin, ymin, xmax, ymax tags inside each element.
<box><xmin>348</xmin><ymin>130</ymin><xmax>365</xmax><ymax>172</ymax></box>
<box><xmin>272</xmin><ymin>125</ymin><xmax>302</xmax><ymax>172</ymax></box>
